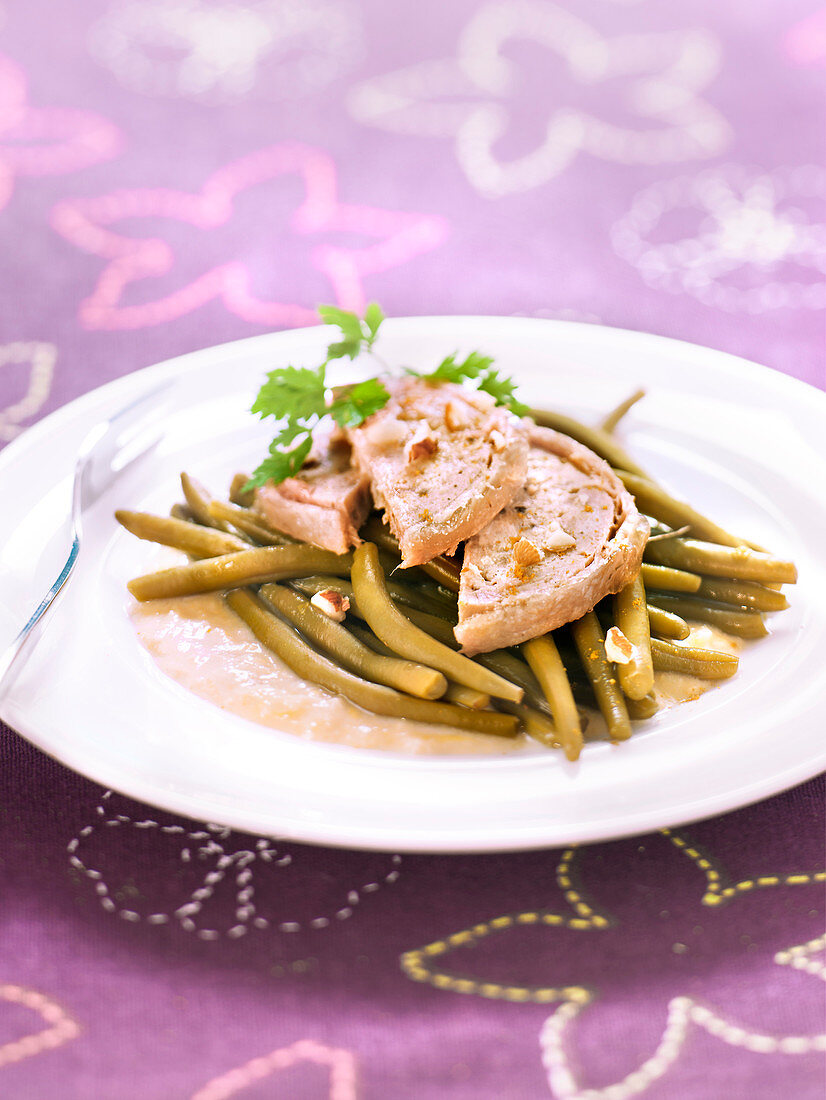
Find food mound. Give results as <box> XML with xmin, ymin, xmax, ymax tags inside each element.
<box><xmin>117</xmin><ymin>375</ymin><xmax>796</xmax><ymax>763</ymax></box>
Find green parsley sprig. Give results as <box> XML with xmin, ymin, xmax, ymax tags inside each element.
<box><xmin>246</xmin><ymin>304</ymin><xmax>525</xmax><ymax>490</ymax></box>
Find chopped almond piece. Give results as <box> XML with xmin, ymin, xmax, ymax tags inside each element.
<box><xmin>310</xmin><ymin>590</ymin><xmax>350</xmax><ymax>622</ymax></box>
<box><xmin>513</xmin><ymin>537</ymin><xmax>541</xmax><ymax>566</ymax></box>
<box><xmin>605</xmin><ymin>626</ymin><xmax>636</xmax><ymax>664</ymax></box>
<box><xmin>406</xmin><ymin>427</ymin><xmax>438</xmax><ymax>463</ymax></box>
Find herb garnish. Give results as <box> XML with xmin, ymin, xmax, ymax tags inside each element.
<box><xmin>246</xmin><ymin>304</ymin><xmax>525</xmax><ymax>490</ymax></box>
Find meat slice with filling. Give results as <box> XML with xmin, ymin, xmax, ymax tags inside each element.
<box><xmin>454</xmin><ymin>425</ymin><xmax>649</xmax><ymax>654</ymax></box>
<box><xmin>254</xmin><ymin>427</ymin><xmax>371</xmax><ymax>555</ymax></box>
<box><xmin>346</xmin><ymin>377</ymin><xmax>529</xmax><ymax>567</ymax></box>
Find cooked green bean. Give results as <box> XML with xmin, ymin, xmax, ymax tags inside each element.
<box><xmin>345</xmin><ymin>621</ymin><xmax>490</xmax><ymax>709</ymax></box>
<box><xmin>351</xmin><ymin>543</ymin><xmax>523</xmax><ymax>703</ymax></box>
<box><xmin>600</xmin><ymin>389</ymin><xmax>646</xmax><ymax>433</ymax></box>
<box><xmin>443</xmin><ymin>682</ymin><xmax>491</xmax><ymax>710</ymax></box>
<box><xmin>259</xmin><ymin>583</ymin><xmax>447</xmax><ymax>700</ymax></box>
<box><xmin>116</xmin><ymin>510</ymin><xmax>246</xmax><ymax>558</ymax></box>
<box><xmin>618</xmin><ymin>471</ymin><xmax>749</xmax><ymax>548</ymax></box>
<box><xmin>570</xmin><ymin>612</ymin><xmax>632</xmax><ymax>742</ymax></box>
<box><xmin>640</xmin><ymin>563</ymin><xmax>701</xmax><ymax>593</ymax></box>
<box><xmin>647</xmin><ymin>594</ymin><xmax>767</xmax><ymax>639</ymax></box>
<box><xmin>522</xmin><ymin>635</ymin><xmax>583</xmax><ymax>760</ymax></box>
<box><xmin>290</xmin><ymin>574</ymin><xmax>453</xmax><ymax>621</ymax></box>
<box><xmin>647</xmin><ymin>603</ymin><xmax>691</xmax><ymax>641</ymax></box>
<box><xmin>360</xmin><ymin>516</ymin><xmax>461</xmax><ymax>592</ymax></box>
<box><xmin>650</xmin><ymin>638</ymin><xmax>739</xmax><ymax>679</ymax></box>
<box><xmin>128</xmin><ymin>545</ymin><xmax>354</xmax><ymax>601</ymax></box>
<box><xmin>695</xmin><ymin>577</ymin><xmax>789</xmax><ymax>612</ymax></box>
<box><xmin>180</xmin><ymin>472</ymin><xmax>234</xmax><ymax>533</ymax></box>
<box><xmin>498</xmin><ymin>701</ymin><xmax>560</xmax><ymax>749</ymax></box>
<box><xmin>169</xmin><ymin>502</ymin><xmax>196</xmax><ymax>523</ymax></box>
<box><xmin>226</xmin><ymin>589</ymin><xmax>518</xmax><ymax>736</ymax></box>
<box><xmin>644</xmin><ymin>537</ymin><xmax>797</xmax><ymax>584</ymax></box>
<box><xmin>613</xmin><ymin>575</ymin><xmax>655</xmax><ymax>699</ymax></box>
<box><xmin>208</xmin><ymin>500</ymin><xmax>294</xmax><ymax>546</ymax></box>
<box><xmin>625</xmin><ymin>693</ymin><xmax>659</xmax><ymax>720</ymax></box>
<box><xmin>529</xmin><ymin>407</ymin><xmax>649</xmax><ymax>477</ymax></box>
<box><xmin>229</xmin><ymin>472</ymin><xmax>255</xmax><ymax>508</ymax></box>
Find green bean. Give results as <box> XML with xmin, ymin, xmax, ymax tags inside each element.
<box><xmin>259</xmin><ymin>583</ymin><xmax>447</xmax><ymax>700</ymax></box>
<box><xmin>522</xmin><ymin>635</ymin><xmax>583</xmax><ymax>760</ymax></box>
<box><xmin>360</xmin><ymin>516</ymin><xmax>461</xmax><ymax>592</ymax></box>
<box><xmin>291</xmin><ymin>575</ymin><xmax>454</xmax><ymax>622</ymax></box>
<box><xmin>625</xmin><ymin>693</ymin><xmax>659</xmax><ymax>720</ymax></box>
<box><xmin>443</xmin><ymin>683</ymin><xmax>491</xmax><ymax>710</ymax></box>
<box><xmin>619</xmin><ymin>471</ymin><xmax>749</xmax><ymax>548</ymax></box>
<box><xmin>647</xmin><ymin>603</ymin><xmax>691</xmax><ymax>641</ymax></box>
<box><xmin>208</xmin><ymin>500</ymin><xmax>295</xmax><ymax>546</ymax></box>
<box><xmin>346</xmin><ymin>621</ymin><xmax>491</xmax><ymax>708</ymax></box>
<box><xmin>180</xmin><ymin>472</ymin><xmax>234</xmax><ymax>533</ymax></box>
<box><xmin>600</xmin><ymin>388</ymin><xmax>646</xmax><ymax>433</ymax></box>
<box><xmin>226</xmin><ymin>589</ymin><xmax>518</xmax><ymax>736</ymax></box>
<box><xmin>498</xmin><ymin>702</ymin><xmax>561</xmax><ymax>749</ymax></box>
<box><xmin>644</xmin><ymin>537</ymin><xmax>797</xmax><ymax>585</ymax></box>
<box><xmin>570</xmin><ymin>612</ymin><xmax>632</xmax><ymax>742</ymax></box>
<box><xmin>229</xmin><ymin>472</ymin><xmax>255</xmax><ymax>508</ymax></box>
<box><xmin>169</xmin><ymin>502</ymin><xmax>196</xmax><ymax>522</ymax></box>
<box><xmin>613</xmin><ymin>575</ymin><xmax>655</xmax><ymax>699</ymax></box>
<box><xmin>640</xmin><ymin>563</ymin><xmax>701</xmax><ymax>593</ymax></box>
<box><xmin>529</xmin><ymin>407</ymin><xmax>649</xmax><ymax>477</ymax></box>
<box><xmin>351</xmin><ymin>543</ymin><xmax>523</xmax><ymax>703</ymax></box>
<box><xmin>650</xmin><ymin>638</ymin><xmax>739</xmax><ymax>679</ymax></box>
<box><xmin>128</xmin><ymin>545</ymin><xmax>354</xmax><ymax>601</ymax></box>
<box><xmin>647</xmin><ymin>594</ymin><xmax>767</xmax><ymax>639</ymax></box>
<box><xmin>695</xmin><ymin>577</ymin><xmax>789</xmax><ymax>612</ymax></box>
<box><xmin>116</xmin><ymin>510</ymin><xmax>247</xmax><ymax>558</ymax></box>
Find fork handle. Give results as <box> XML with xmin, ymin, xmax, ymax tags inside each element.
<box><xmin>0</xmin><ymin>537</ymin><xmax>80</xmax><ymax>696</ymax></box>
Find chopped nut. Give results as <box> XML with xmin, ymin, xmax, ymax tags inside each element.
<box><xmin>543</xmin><ymin>525</ymin><xmax>577</xmax><ymax>552</ymax></box>
<box><xmin>489</xmin><ymin>429</ymin><xmax>506</xmax><ymax>451</ymax></box>
<box><xmin>310</xmin><ymin>590</ymin><xmax>350</xmax><ymax>622</ymax></box>
<box><xmin>466</xmin><ymin>389</ymin><xmax>496</xmax><ymax>412</ymax></box>
<box><xmin>513</xmin><ymin>537</ymin><xmax>541</xmax><ymax>566</ymax></box>
<box><xmin>368</xmin><ymin>418</ymin><xmax>408</xmax><ymax>448</ymax></box>
<box><xmin>444</xmin><ymin>400</ymin><xmax>471</xmax><ymax>432</ymax></box>
<box><xmin>605</xmin><ymin>626</ymin><xmax>636</xmax><ymax>665</ymax></box>
<box><xmin>406</xmin><ymin>425</ymin><xmax>438</xmax><ymax>463</ymax></box>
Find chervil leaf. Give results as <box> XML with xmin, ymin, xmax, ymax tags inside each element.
<box><xmin>477</xmin><ymin>367</ymin><xmax>529</xmax><ymax>416</ymax></box>
<box><xmin>363</xmin><ymin>302</ymin><xmax>385</xmax><ymax>347</ymax></box>
<box><xmin>426</xmin><ymin>351</ymin><xmax>495</xmax><ymax>384</ymax></box>
<box><xmin>250</xmin><ymin>364</ymin><xmax>327</xmax><ymax>422</ymax></box>
<box><xmin>244</xmin><ymin>433</ymin><xmax>313</xmax><ymax>491</ymax></box>
<box><xmin>318</xmin><ymin>305</ymin><xmax>366</xmax><ymax>361</ymax></box>
<box><xmin>329</xmin><ymin>378</ymin><xmax>391</xmax><ymax>428</ymax></box>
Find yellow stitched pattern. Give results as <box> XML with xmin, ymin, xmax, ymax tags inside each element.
<box><xmin>663</xmin><ymin>829</ymin><xmax>826</xmax><ymax>907</ymax></box>
<box><xmin>400</xmin><ymin>832</ymin><xmax>825</xmax><ymax>1002</ymax></box>
<box><xmin>399</xmin><ymin>847</ymin><xmax>610</xmax><ymax>1002</ymax></box>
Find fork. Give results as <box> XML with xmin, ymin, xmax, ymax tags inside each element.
<box><xmin>0</xmin><ymin>381</ymin><xmax>171</xmax><ymax>696</ymax></box>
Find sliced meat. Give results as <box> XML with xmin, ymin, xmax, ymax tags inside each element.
<box><xmin>254</xmin><ymin>427</ymin><xmax>371</xmax><ymax>555</ymax></box>
<box><xmin>346</xmin><ymin>377</ymin><xmax>528</xmax><ymax>567</ymax></box>
<box><xmin>454</xmin><ymin>425</ymin><xmax>649</xmax><ymax>654</ymax></box>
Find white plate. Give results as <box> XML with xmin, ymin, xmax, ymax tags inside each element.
<box><xmin>1</xmin><ymin>318</ymin><xmax>825</xmax><ymax>852</ymax></box>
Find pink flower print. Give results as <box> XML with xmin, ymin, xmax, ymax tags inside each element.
<box><xmin>49</xmin><ymin>142</ymin><xmax>449</xmax><ymax>330</ymax></box>
<box><xmin>784</xmin><ymin>9</ymin><xmax>826</xmax><ymax>67</ymax></box>
<box><xmin>401</xmin><ymin>831</ymin><xmax>825</xmax><ymax>1097</ymax></box>
<box><xmin>190</xmin><ymin>1039</ymin><xmax>357</xmax><ymax>1100</ymax></box>
<box><xmin>612</xmin><ymin>165</ymin><xmax>826</xmax><ymax>312</ymax></box>
<box><xmin>348</xmin><ymin>0</ymin><xmax>730</xmax><ymax>198</ymax></box>
<box><xmin>0</xmin><ymin>53</ymin><xmax>122</xmax><ymax>213</ymax></box>
<box><xmin>0</xmin><ymin>983</ymin><xmax>79</xmax><ymax>1069</ymax></box>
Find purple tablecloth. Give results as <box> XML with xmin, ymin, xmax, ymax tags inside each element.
<box><xmin>1</xmin><ymin>1</ymin><xmax>824</xmax><ymax>1096</ymax></box>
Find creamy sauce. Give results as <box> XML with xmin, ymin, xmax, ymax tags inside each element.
<box><xmin>131</xmin><ymin>596</ymin><xmax>740</xmax><ymax>754</ymax></box>
<box><xmin>131</xmin><ymin>594</ymin><xmax>522</xmax><ymax>755</ymax></box>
